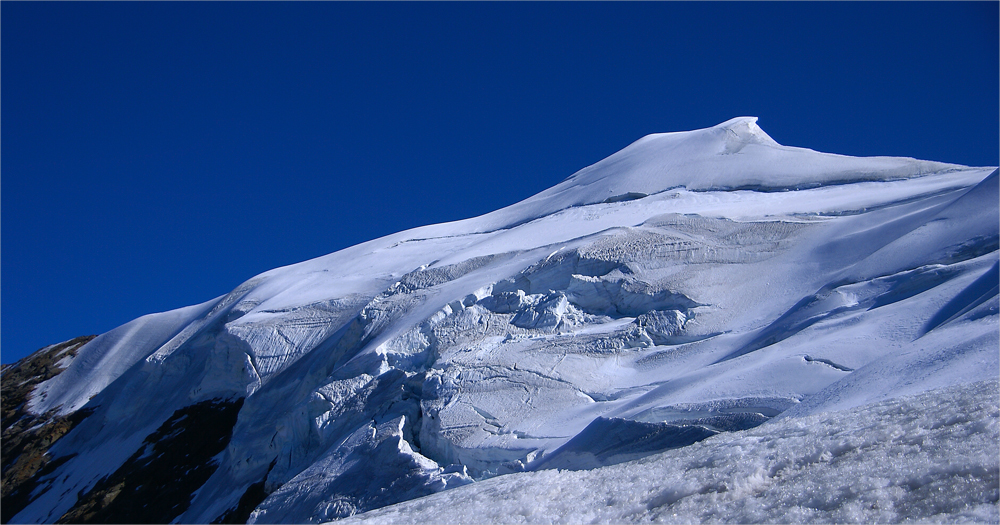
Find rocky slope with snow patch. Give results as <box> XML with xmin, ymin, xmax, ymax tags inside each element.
<box><xmin>2</xmin><ymin>117</ymin><xmax>996</xmax><ymax>524</ymax></box>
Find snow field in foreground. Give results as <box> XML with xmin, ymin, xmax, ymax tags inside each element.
<box><xmin>337</xmin><ymin>379</ymin><xmax>999</xmax><ymax>524</ymax></box>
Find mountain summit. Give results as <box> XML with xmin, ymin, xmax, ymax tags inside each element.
<box><xmin>3</xmin><ymin>119</ymin><xmax>997</xmax><ymax>524</ymax></box>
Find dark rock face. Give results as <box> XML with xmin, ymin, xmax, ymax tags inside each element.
<box><xmin>1</xmin><ymin>336</ymin><xmax>96</xmax><ymax>523</ymax></box>
<box><xmin>56</xmin><ymin>398</ymin><xmax>245</xmax><ymax>524</ymax></box>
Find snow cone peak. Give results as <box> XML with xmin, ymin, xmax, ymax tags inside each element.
<box><xmin>710</xmin><ymin>116</ymin><xmax>780</xmax><ymax>150</ymax></box>
<box><xmin>635</xmin><ymin>116</ymin><xmax>778</xmax><ymax>149</ymax></box>
<box><xmin>524</xmin><ymin>116</ymin><xmax>958</xmax><ymax>215</ymax></box>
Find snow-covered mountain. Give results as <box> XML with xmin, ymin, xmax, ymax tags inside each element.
<box><xmin>2</xmin><ymin>117</ymin><xmax>997</xmax><ymax>524</ymax></box>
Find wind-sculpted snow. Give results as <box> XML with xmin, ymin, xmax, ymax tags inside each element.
<box><xmin>27</xmin><ymin>299</ymin><xmax>218</xmax><ymax>416</ymax></box>
<box><xmin>335</xmin><ymin>379</ymin><xmax>1000</xmax><ymax>525</ymax></box>
<box><xmin>468</xmin><ymin>117</ymin><xmax>962</xmax><ymax>232</ymax></box>
<box><xmin>7</xmin><ymin>118</ymin><xmax>997</xmax><ymax>524</ymax></box>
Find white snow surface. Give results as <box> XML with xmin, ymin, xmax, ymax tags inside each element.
<box><xmin>14</xmin><ymin>117</ymin><xmax>998</xmax><ymax>524</ymax></box>
<box><xmin>337</xmin><ymin>379</ymin><xmax>1000</xmax><ymax>525</ymax></box>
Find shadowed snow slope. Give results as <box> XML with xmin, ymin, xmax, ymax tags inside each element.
<box><xmin>4</xmin><ymin>118</ymin><xmax>997</xmax><ymax>524</ymax></box>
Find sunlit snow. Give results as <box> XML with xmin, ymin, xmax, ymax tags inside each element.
<box><xmin>338</xmin><ymin>380</ymin><xmax>999</xmax><ymax>524</ymax></box>
<box><xmin>13</xmin><ymin>117</ymin><xmax>998</xmax><ymax>524</ymax></box>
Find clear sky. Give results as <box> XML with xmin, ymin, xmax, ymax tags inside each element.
<box><xmin>3</xmin><ymin>2</ymin><xmax>998</xmax><ymax>364</ymax></box>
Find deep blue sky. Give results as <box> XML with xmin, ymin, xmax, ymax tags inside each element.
<box><xmin>3</xmin><ymin>2</ymin><xmax>998</xmax><ymax>364</ymax></box>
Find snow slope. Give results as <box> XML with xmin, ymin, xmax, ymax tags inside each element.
<box><xmin>336</xmin><ymin>379</ymin><xmax>1000</xmax><ymax>524</ymax></box>
<box><xmin>9</xmin><ymin>117</ymin><xmax>997</xmax><ymax>524</ymax></box>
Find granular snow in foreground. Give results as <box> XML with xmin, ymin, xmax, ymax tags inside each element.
<box><xmin>336</xmin><ymin>379</ymin><xmax>999</xmax><ymax>524</ymax></box>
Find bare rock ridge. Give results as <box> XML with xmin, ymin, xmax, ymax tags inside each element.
<box><xmin>1</xmin><ymin>118</ymin><xmax>997</xmax><ymax>524</ymax></box>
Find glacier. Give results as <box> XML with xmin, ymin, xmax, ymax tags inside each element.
<box><xmin>1</xmin><ymin>117</ymin><xmax>997</xmax><ymax>524</ymax></box>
